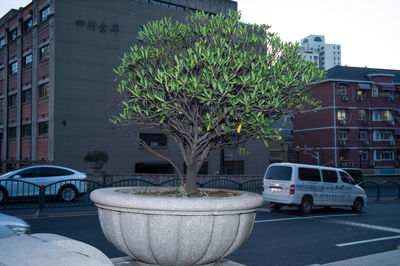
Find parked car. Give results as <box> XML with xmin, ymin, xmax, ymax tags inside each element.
<box><xmin>341</xmin><ymin>168</ymin><xmax>364</xmax><ymax>184</ymax></box>
<box><xmin>262</xmin><ymin>163</ymin><xmax>367</xmax><ymax>213</ymax></box>
<box><xmin>0</xmin><ymin>165</ymin><xmax>87</xmax><ymax>203</ymax></box>
<box><xmin>0</xmin><ymin>213</ymin><xmax>31</xmax><ymax>238</ymax></box>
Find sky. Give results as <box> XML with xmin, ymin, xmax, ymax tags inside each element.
<box><xmin>2</xmin><ymin>0</ymin><xmax>399</xmax><ymax>70</ymax></box>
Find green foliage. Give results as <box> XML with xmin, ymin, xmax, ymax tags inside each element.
<box><xmin>84</xmin><ymin>150</ymin><xmax>109</xmax><ymax>163</ymax></box>
<box><xmin>113</xmin><ymin>10</ymin><xmax>325</xmax><ymax>191</ymax></box>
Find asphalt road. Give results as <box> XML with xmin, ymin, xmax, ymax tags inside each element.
<box><xmin>4</xmin><ymin>200</ymin><xmax>400</xmax><ymax>266</ymax></box>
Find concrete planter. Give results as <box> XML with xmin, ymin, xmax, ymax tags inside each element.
<box><xmin>90</xmin><ymin>187</ymin><xmax>263</xmax><ymax>265</ymax></box>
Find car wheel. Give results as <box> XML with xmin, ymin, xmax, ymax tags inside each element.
<box><xmin>0</xmin><ymin>187</ymin><xmax>6</xmax><ymax>204</ymax></box>
<box><xmin>352</xmin><ymin>197</ymin><xmax>363</xmax><ymax>212</ymax></box>
<box><xmin>299</xmin><ymin>196</ymin><xmax>313</xmax><ymax>214</ymax></box>
<box><xmin>58</xmin><ymin>186</ymin><xmax>77</xmax><ymax>202</ymax></box>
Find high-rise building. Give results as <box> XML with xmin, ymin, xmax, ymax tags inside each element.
<box><xmin>0</xmin><ymin>0</ymin><xmax>271</xmax><ymax>176</ymax></box>
<box><xmin>299</xmin><ymin>35</ymin><xmax>341</xmax><ymax>71</ymax></box>
<box><xmin>294</xmin><ymin>66</ymin><xmax>400</xmax><ymax>176</ymax></box>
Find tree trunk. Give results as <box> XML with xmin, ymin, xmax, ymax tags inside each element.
<box><xmin>185</xmin><ymin>163</ymin><xmax>198</xmax><ymax>195</ymax></box>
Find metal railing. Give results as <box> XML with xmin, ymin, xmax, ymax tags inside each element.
<box><xmin>0</xmin><ymin>178</ymin><xmax>263</xmax><ymax>212</ymax></box>
<box><xmin>0</xmin><ymin>178</ymin><xmax>398</xmax><ymax>212</ymax></box>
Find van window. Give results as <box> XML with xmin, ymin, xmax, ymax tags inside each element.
<box><xmin>298</xmin><ymin>168</ymin><xmax>321</xmax><ymax>182</ymax></box>
<box><xmin>322</xmin><ymin>170</ymin><xmax>338</xmax><ymax>183</ymax></box>
<box><xmin>339</xmin><ymin>171</ymin><xmax>354</xmax><ymax>185</ymax></box>
<box><xmin>265</xmin><ymin>166</ymin><xmax>292</xmax><ymax>181</ymax></box>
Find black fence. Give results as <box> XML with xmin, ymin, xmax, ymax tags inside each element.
<box><xmin>0</xmin><ymin>178</ymin><xmax>263</xmax><ymax>212</ymax></box>
<box><xmin>0</xmin><ymin>178</ymin><xmax>399</xmax><ymax>212</ymax></box>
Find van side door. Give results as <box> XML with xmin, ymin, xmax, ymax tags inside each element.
<box><xmin>297</xmin><ymin>167</ymin><xmax>322</xmax><ymax>205</ymax></box>
<box><xmin>321</xmin><ymin>169</ymin><xmax>341</xmax><ymax>206</ymax></box>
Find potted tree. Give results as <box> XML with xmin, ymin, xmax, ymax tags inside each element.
<box><xmin>91</xmin><ymin>10</ymin><xmax>324</xmax><ymax>265</ymax></box>
<box><xmin>84</xmin><ymin>150</ymin><xmax>108</xmax><ymax>170</ymax></box>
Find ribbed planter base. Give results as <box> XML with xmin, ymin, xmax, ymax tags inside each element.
<box><xmin>111</xmin><ymin>256</ymin><xmax>245</xmax><ymax>266</ymax></box>
<box><xmin>91</xmin><ymin>187</ymin><xmax>263</xmax><ymax>266</ymax></box>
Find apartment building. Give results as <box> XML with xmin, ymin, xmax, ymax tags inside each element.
<box><xmin>299</xmin><ymin>35</ymin><xmax>341</xmax><ymax>71</ymax></box>
<box><xmin>294</xmin><ymin>66</ymin><xmax>400</xmax><ymax>175</ymax></box>
<box><xmin>0</xmin><ymin>0</ymin><xmax>273</xmax><ymax>176</ymax></box>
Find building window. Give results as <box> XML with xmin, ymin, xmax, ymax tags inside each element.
<box><xmin>359</xmin><ymin>130</ymin><xmax>367</xmax><ymax>140</ymax></box>
<box><xmin>338</xmin><ymin>130</ymin><xmax>348</xmax><ymax>140</ymax></box>
<box><xmin>9</xmin><ymin>62</ymin><xmax>18</xmax><ymax>74</ymax></box>
<box><xmin>373</xmin><ymin>130</ymin><xmax>393</xmax><ymax>141</ymax></box>
<box><xmin>338</xmin><ymin>149</ymin><xmax>348</xmax><ymax>160</ymax></box>
<box><xmin>23</xmin><ymin>18</ymin><xmax>33</xmax><ymax>32</ymax></box>
<box><xmin>0</xmin><ymin>38</ymin><xmax>4</xmax><ymax>49</ymax></box>
<box><xmin>41</xmin><ymin>6</ymin><xmax>51</xmax><ymax>22</ymax></box>
<box><xmin>372</xmin><ymin>110</ymin><xmax>392</xmax><ymax>121</ymax></box>
<box><xmin>21</xmin><ymin>124</ymin><xmax>32</xmax><ymax>138</ymax></box>
<box><xmin>374</xmin><ymin>150</ymin><xmax>393</xmax><ymax>161</ymax></box>
<box><xmin>372</xmin><ymin>85</ymin><xmax>379</xmax><ymax>97</ymax></box>
<box><xmin>23</xmin><ymin>54</ymin><xmax>32</xmax><ymax>68</ymax></box>
<box><xmin>40</xmin><ymin>45</ymin><xmax>50</xmax><ymax>61</ymax></box>
<box><xmin>22</xmin><ymin>89</ymin><xmax>32</xmax><ymax>103</ymax></box>
<box><xmin>38</xmin><ymin>121</ymin><xmax>49</xmax><ymax>136</ymax></box>
<box><xmin>224</xmin><ymin>160</ymin><xmax>244</xmax><ymax>175</ymax></box>
<box><xmin>357</xmin><ymin>90</ymin><xmax>366</xmax><ymax>96</ymax></box>
<box><xmin>360</xmin><ymin>150</ymin><xmax>368</xmax><ymax>161</ymax></box>
<box><xmin>39</xmin><ymin>83</ymin><xmax>49</xmax><ymax>98</ymax></box>
<box><xmin>8</xmin><ymin>127</ymin><xmax>17</xmax><ymax>139</ymax></box>
<box><xmin>337</xmin><ymin>110</ymin><xmax>346</xmax><ymax>120</ymax></box>
<box><xmin>9</xmin><ymin>28</ymin><xmax>17</xmax><ymax>41</ymax></box>
<box><xmin>358</xmin><ymin>109</ymin><xmax>367</xmax><ymax>120</ymax></box>
<box><xmin>337</xmin><ymin>85</ymin><xmax>347</xmax><ymax>95</ymax></box>
<box><xmin>139</xmin><ymin>133</ymin><xmax>167</xmax><ymax>147</ymax></box>
<box><xmin>8</xmin><ymin>94</ymin><xmax>17</xmax><ymax>107</ymax></box>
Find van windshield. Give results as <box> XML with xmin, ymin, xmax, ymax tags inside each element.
<box><xmin>265</xmin><ymin>166</ymin><xmax>292</xmax><ymax>181</ymax></box>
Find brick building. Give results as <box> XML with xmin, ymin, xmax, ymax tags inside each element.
<box><xmin>294</xmin><ymin>66</ymin><xmax>400</xmax><ymax>175</ymax></box>
<box><xmin>0</xmin><ymin>0</ymin><xmax>271</xmax><ymax>175</ymax></box>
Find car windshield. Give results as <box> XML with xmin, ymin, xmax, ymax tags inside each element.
<box><xmin>264</xmin><ymin>166</ymin><xmax>292</xmax><ymax>181</ymax></box>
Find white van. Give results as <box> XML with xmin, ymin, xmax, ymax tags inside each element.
<box><xmin>262</xmin><ymin>163</ymin><xmax>367</xmax><ymax>213</ymax></box>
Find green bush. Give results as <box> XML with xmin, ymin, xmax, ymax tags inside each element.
<box><xmin>84</xmin><ymin>150</ymin><xmax>109</xmax><ymax>163</ymax></box>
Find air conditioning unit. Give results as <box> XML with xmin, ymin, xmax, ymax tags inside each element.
<box><xmin>363</xmin><ymin>140</ymin><xmax>369</xmax><ymax>145</ymax></box>
<box><xmin>339</xmin><ymin>120</ymin><xmax>346</xmax><ymax>125</ymax></box>
<box><xmin>339</xmin><ymin>140</ymin><xmax>346</xmax><ymax>146</ymax></box>
<box><xmin>390</xmin><ymin>141</ymin><xmax>395</xmax><ymax>146</ymax></box>
<box><xmin>356</xmin><ymin>96</ymin><xmax>363</xmax><ymax>102</ymax></box>
<box><xmin>342</xmin><ymin>95</ymin><xmax>349</xmax><ymax>101</ymax></box>
<box><xmin>369</xmin><ymin>161</ymin><xmax>375</xmax><ymax>167</ymax></box>
<box><xmin>388</xmin><ymin>95</ymin><xmax>394</xmax><ymax>102</ymax></box>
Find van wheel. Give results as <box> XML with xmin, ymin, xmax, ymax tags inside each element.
<box><xmin>299</xmin><ymin>196</ymin><xmax>313</xmax><ymax>214</ymax></box>
<box><xmin>352</xmin><ymin>198</ymin><xmax>363</xmax><ymax>212</ymax></box>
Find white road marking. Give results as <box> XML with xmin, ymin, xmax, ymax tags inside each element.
<box><xmin>336</xmin><ymin>235</ymin><xmax>400</xmax><ymax>247</ymax></box>
<box><xmin>327</xmin><ymin>219</ymin><xmax>400</xmax><ymax>234</ymax></box>
<box><xmin>255</xmin><ymin>213</ymin><xmax>358</xmax><ymax>223</ymax></box>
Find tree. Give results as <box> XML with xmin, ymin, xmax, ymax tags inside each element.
<box><xmin>113</xmin><ymin>10</ymin><xmax>325</xmax><ymax>195</ymax></box>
